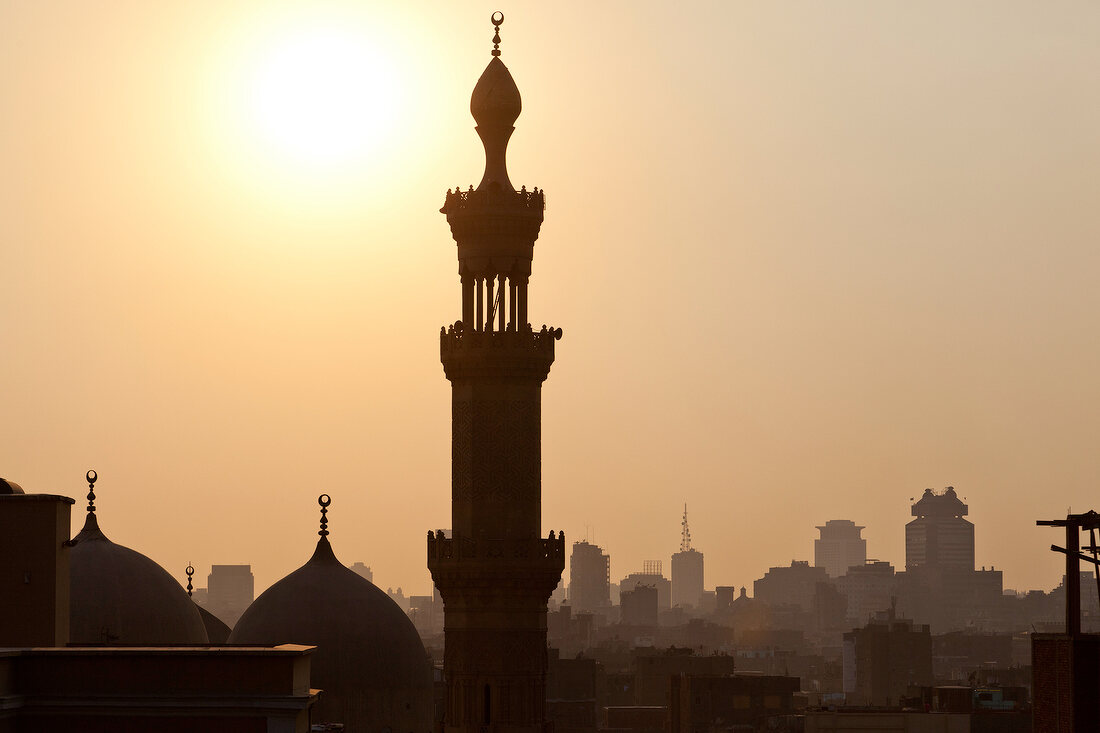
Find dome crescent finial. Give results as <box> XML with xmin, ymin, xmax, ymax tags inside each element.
<box><xmin>318</xmin><ymin>494</ymin><xmax>331</xmax><ymax>537</ymax></box>
<box><xmin>86</xmin><ymin>469</ymin><xmax>98</xmax><ymax>514</ymax></box>
<box><xmin>186</xmin><ymin>563</ymin><xmax>195</xmax><ymax>597</ymax></box>
<box><xmin>491</xmin><ymin>12</ymin><xmax>504</xmax><ymax>57</ymax></box>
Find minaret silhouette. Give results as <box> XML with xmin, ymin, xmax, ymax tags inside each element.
<box><xmin>427</xmin><ymin>12</ymin><xmax>565</xmax><ymax>733</ymax></box>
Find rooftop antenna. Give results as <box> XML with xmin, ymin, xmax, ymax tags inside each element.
<box><xmin>318</xmin><ymin>494</ymin><xmax>331</xmax><ymax>537</ymax></box>
<box><xmin>680</xmin><ymin>503</ymin><xmax>692</xmax><ymax>552</ymax></box>
<box><xmin>185</xmin><ymin>563</ymin><xmax>195</xmax><ymax>597</ymax></box>
<box><xmin>86</xmin><ymin>469</ymin><xmax>98</xmax><ymax>513</ymax></box>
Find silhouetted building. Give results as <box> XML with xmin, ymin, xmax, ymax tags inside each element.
<box><xmin>906</xmin><ymin>487</ymin><xmax>973</xmax><ymax>570</ymax></box>
<box><xmin>633</xmin><ymin>649</ymin><xmax>737</xmax><ymax>707</ymax></box>
<box><xmin>351</xmin><ymin>561</ymin><xmax>373</xmax><ymax>583</ymax></box>
<box><xmin>1</xmin><ymin>476</ymin><xmax>319</xmax><ymax>731</ymax></box>
<box><xmin>754</xmin><ymin>560</ymin><xmax>829</xmax><ymax>613</ymax></box>
<box><xmin>622</xmin><ymin>563</ymin><xmax>672</xmax><ymax>611</ymax></box>
<box><xmin>896</xmin><ymin>489</ymin><xmax>1003</xmax><ymax>631</ymax></box>
<box><xmin>0</xmin><ymin>488</ymin><xmax>72</xmax><ymax>647</ymax></box>
<box><xmin>815</xmin><ymin>519</ymin><xmax>867</xmax><ymax>578</ymax></box>
<box><xmin>836</xmin><ymin>560</ymin><xmax>896</xmax><ymax>627</ymax></box>
<box><xmin>843</xmin><ymin>607</ymin><xmax>932</xmax><ymax>706</ymax></box>
<box><xmin>671</xmin><ymin>505</ymin><xmax>704</xmax><ymax>609</ymax></box>
<box><xmin>547</xmin><ymin>649</ymin><xmax>600</xmax><ymax>733</ymax></box>
<box><xmin>426</xmin><ymin>18</ymin><xmax>566</xmax><ymax>733</ymax></box>
<box><xmin>206</xmin><ymin>563</ymin><xmax>254</xmax><ymax>628</ymax></box>
<box><xmin>570</xmin><ymin>540</ymin><xmax>611</xmax><ymax>613</ymax></box>
<box><xmin>622</xmin><ymin>585</ymin><xmax>659</xmax><ymax>627</ymax></box>
<box><xmin>670</xmin><ymin>674</ymin><xmax>800</xmax><ymax>733</ymax></box>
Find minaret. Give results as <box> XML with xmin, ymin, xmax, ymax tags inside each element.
<box><xmin>427</xmin><ymin>13</ymin><xmax>565</xmax><ymax>733</ymax></box>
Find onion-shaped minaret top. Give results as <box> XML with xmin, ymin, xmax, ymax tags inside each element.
<box><xmin>471</xmin><ymin>13</ymin><xmax>521</xmax><ymax>192</ymax></box>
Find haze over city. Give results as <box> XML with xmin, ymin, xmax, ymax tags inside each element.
<box><xmin>3</xmin><ymin>0</ymin><xmax>1099</xmax><ymax>599</ymax></box>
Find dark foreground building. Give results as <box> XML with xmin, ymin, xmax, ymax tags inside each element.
<box><xmin>427</xmin><ymin>14</ymin><xmax>566</xmax><ymax>733</ymax></box>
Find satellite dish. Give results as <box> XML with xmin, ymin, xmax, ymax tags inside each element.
<box><xmin>553</xmin><ymin>327</ymin><xmax>563</xmax><ymax>340</ymax></box>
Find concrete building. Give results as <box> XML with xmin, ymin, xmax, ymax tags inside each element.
<box><xmin>569</xmin><ymin>540</ymin><xmax>611</xmax><ymax>613</ymax></box>
<box><xmin>836</xmin><ymin>560</ymin><xmax>896</xmax><ymax>627</ymax></box>
<box><xmin>205</xmin><ymin>563</ymin><xmax>254</xmax><ymax>628</ymax></box>
<box><xmin>815</xmin><ymin>519</ymin><xmax>867</xmax><ymax>578</ymax></box>
<box><xmin>671</xmin><ymin>505</ymin><xmax>704</xmax><ymax>609</ymax></box>
<box><xmin>754</xmin><ymin>560</ymin><xmax>829</xmax><ymax>613</ymax></box>
<box><xmin>426</xmin><ymin>18</ymin><xmax>566</xmax><ymax>733</ymax></box>
<box><xmin>621</xmin><ymin>562</ymin><xmax>672</xmax><ymax>610</ymax></box>
<box><xmin>670</xmin><ymin>674</ymin><xmax>800</xmax><ymax>733</ymax></box>
<box><xmin>842</xmin><ymin>607</ymin><xmax>932</xmax><ymax>707</ymax></box>
<box><xmin>621</xmin><ymin>585</ymin><xmax>659</xmax><ymax>627</ymax></box>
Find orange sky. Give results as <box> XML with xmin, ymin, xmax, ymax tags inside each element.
<box><xmin>3</xmin><ymin>1</ymin><xmax>1099</xmax><ymax>598</ymax></box>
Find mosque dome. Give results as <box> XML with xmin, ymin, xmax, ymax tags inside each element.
<box><xmin>228</xmin><ymin>496</ymin><xmax>433</xmax><ymax>732</ymax></box>
<box><xmin>0</xmin><ymin>477</ymin><xmax>25</xmax><ymax>494</ymax></box>
<box><xmin>68</xmin><ymin>472</ymin><xmax>208</xmax><ymax>645</ymax></box>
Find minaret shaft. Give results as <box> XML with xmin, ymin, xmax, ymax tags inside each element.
<box><xmin>428</xmin><ymin>17</ymin><xmax>564</xmax><ymax>733</ymax></box>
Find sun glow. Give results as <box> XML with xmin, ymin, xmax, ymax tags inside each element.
<box><xmin>244</xmin><ymin>26</ymin><xmax>402</xmax><ymax>171</ymax></box>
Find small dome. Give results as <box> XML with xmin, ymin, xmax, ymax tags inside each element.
<box><xmin>229</xmin><ymin>535</ymin><xmax>433</xmax><ymax>732</ymax></box>
<box><xmin>69</xmin><ymin>512</ymin><xmax>208</xmax><ymax>645</ymax></box>
<box><xmin>0</xmin><ymin>477</ymin><xmax>25</xmax><ymax>494</ymax></box>
<box><xmin>471</xmin><ymin>57</ymin><xmax>521</xmax><ymax>130</ymax></box>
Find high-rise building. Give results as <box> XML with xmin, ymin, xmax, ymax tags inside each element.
<box><xmin>206</xmin><ymin>564</ymin><xmax>254</xmax><ymax>628</ymax></box>
<box><xmin>426</xmin><ymin>16</ymin><xmax>565</xmax><ymax>733</ymax></box>
<box><xmin>569</xmin><ymin>540</ymin><xmax>610</xmax><ymax>612</ymax></box>
<box><xmin>621</xmin><ymin>561</ymin><xmax>672</xmax><ymax>610</ymax></box>
<box><xmin>815</xmin><ymin>519</ymin><xmax>867</xmax><ymax>578</ymax></box>
<box><xmin>671</xmin><ymin>505</ymin><xmax>704</xmax><ymax>608</ymax></box>
<box><xmin>905</xmin><ymin>487</ymin><xmax>974</xmax><ymax>570</ymax></box>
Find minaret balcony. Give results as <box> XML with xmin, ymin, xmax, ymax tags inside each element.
<box><xmin>441</xmin><ymin>186</ymin><xmax>544</xmax><ymax>217</ymax></box>
<box><xmin>440</xmin><ymin>326</ymin><xmax>558</xmax><ymax>382</ymax></box>
<box><xmin>426</xmin><ymin>532</ymin><xmax>566</xmax><ymax>585</ymax></box>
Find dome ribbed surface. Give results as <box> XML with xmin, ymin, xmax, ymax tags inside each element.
<box><xmin>69</xmin><ymin>513</ymin><xmax>209</xmax><ymax>645</ymax></box>
<box><xmin>228</xmin><ymin>536</ymin><xmax>433</xmax><ymax>732</ymax></box>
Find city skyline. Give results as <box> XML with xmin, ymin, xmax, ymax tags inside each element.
<box><xmin>4</xmin><ymin>1</ymin><xmax>1100</xmax><ymax>597</ymax></box>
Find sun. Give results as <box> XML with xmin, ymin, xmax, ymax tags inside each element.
<box><xmin>245</xmin><ymin>26</ymin><xmax>401</xmax><ymax>170</ymax></box>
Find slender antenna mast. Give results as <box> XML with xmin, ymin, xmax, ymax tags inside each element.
<box><xmin>681</xmin><ymin>503</ymin><xmax>691</xmax><ymax>552</ymax></box>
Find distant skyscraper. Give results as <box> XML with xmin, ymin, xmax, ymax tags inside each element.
<box><xmin>569</xmin><ymin>540</ymin><xmax>610</xmax><ymax>612</ymax></box>
<box><xmin>905</xmin><ymin>487</ymin><xmax>974</xmax><ymax>570</ymax></box>
<box><xmin>815</xmin><ymin>519</ymin><xmax>867</xmax><ymax>578</ymax></box>
<box><xmin>350</xmin><ymin>562</ymin><xmax>373</xmax><ymax>583</ymax></box>
<box><xmin>671</xmin><ymin>505</ymin><xmax>704</xmax><ymax>608</ymax></box>
<box><xmin>207</xmin><ymin>564</ymin><xmax>254</xmax><ymax>628</ymax></box>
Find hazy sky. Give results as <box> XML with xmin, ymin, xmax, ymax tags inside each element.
<box><xmin>3</xmin><ymin>2</ymin><xmax>1099</xmax><ymax>598</ymax></box>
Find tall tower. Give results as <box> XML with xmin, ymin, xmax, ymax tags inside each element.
<box><xmin>671</xmin><ymin>504</ymin><xmax>704</xmax><ymax>608</ymax></box>
<box><xmin>814</xmin><ymin>519</ymin><xmax>868</xmax><ymax>578</ymax></box>
<box><xmin>427</xmin><ymin>14</ymin><xmax>565</xmax><ymax>733</ymax></box>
